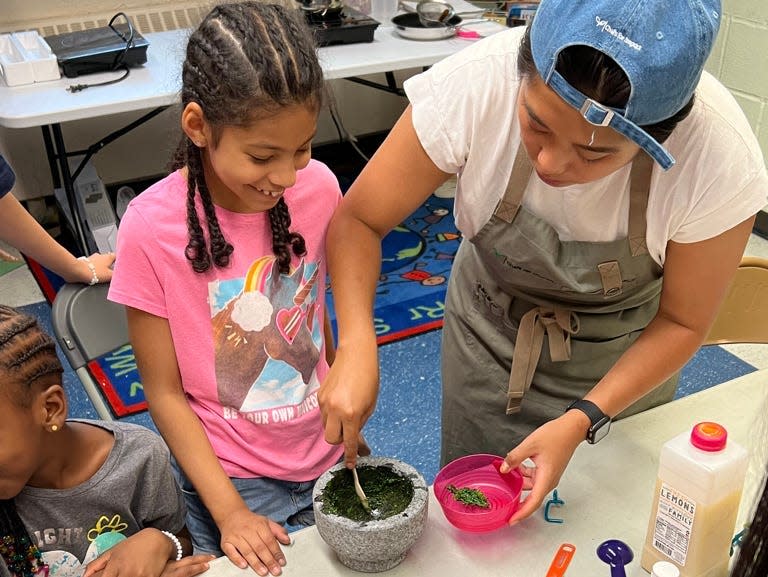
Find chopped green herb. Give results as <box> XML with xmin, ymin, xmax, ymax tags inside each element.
<box><xmin>320</xmin><ymin>465</ymin><xmax>414</xmax><ymax>522</ymax></box>
<box><xmin>446</xmin><ymin>484</ymin><xmax>490</xmax><ymax>508</ymax></box>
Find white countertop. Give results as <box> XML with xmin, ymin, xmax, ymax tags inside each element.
<box><xmin>0</xmin><ymin>24</ymin><xmax>505</xmax><ymax>129</ymax></box>
<box><xmin>202</xmin><ymin>369</ymin><xmax>766</xmax><ymax>576</ymax></box>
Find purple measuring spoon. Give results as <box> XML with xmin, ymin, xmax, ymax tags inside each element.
<box><xmin>597</xmin><ymin>539</ymin><xmax>634</xmax><ymax>577</ymax></box>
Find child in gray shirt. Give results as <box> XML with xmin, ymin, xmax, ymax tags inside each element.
<box><xmin>0</xmin><ymin>305</ymin><xmax>212</xmax><ymax>577</ymax></box>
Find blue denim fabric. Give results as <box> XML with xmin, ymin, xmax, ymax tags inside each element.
<box><xmin>172</xmin><ymin>460</ymin><xmax>317</xmax><ymax>556</ymax></box>
<box><xmin>530</xmin><ymin>0</ymin><xmax>721</xmax><ymax>170</ymax></box>
<box><xmin>0</xmin><ymin>154</ymin><xmax>16</xmax><ymax>198</ymax></box>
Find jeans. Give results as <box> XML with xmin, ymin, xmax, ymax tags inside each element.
<box><xmin>172</xmin><ymin>460</ymin><xmax>317</xmax><ymax>556</ymax></box>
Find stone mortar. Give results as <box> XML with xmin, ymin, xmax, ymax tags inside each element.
<box><xmin>313</xmin><ymin>456</ymin><xmax>429</xmax><ymax>573</ymax></box>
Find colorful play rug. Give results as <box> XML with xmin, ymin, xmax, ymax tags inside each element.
<box><xmin>326</xmin><ymin>192</ymin><xmax>461</xmax><ymax>344</ymax></box>
<box><xmin>29</xmin><ymin>192</ymin><xmax>462</xmax><ymax>417</ymax></box>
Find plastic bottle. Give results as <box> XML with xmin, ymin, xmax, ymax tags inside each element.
<box><xmin>640</xmin><ymin>422</ymin><xmax>748</xmax><ymax>577</ymax></box>
<box><xmin>652</xmin><ymin>561</ymin><xmax>681</xmax><ymax>577</ymax></box>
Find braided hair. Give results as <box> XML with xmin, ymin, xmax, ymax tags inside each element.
<box><xmin>0</xmin><ymin>306</ymin><xmax>62</xmax><ymax>577</ymax></box>
<box><xmin>172</xmin><ymin>1</ymin><xmax>323</xmax><ymax>274</ymax></box>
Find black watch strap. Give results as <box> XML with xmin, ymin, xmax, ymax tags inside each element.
<box><xmin>565</xmin><ymin>399</ymin><xmax>611</xmax><ymax>444</ymax></box>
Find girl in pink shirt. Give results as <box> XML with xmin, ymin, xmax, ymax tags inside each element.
<box><xmin>109</xmin><ymin>3</ymin><xmax>355</xmax><ymax>575</ymax></box>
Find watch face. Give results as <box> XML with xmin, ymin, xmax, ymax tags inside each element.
<box><xmin>588</xmin><ymin>417</ymin><xmax>611</xmax><ymax>444</ymax></box>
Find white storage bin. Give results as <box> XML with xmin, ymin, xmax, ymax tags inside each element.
<box><xmin>12</xmin><ymin>30</ymin><xmax>60</xmax><ymax>83</ymax></box>
<box><xmin>0</xmin><ymin>33</ymin><xmax>34</xmax><ymax>86</ymax></box>
<box><xmin>0</xmin><ymin>31</ymin><xmax>60</xmax><ymax>86</ymax></box>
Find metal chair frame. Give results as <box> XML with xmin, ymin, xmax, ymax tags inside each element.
<box><xmin>51</xmin><ymin>282</ymin><xmax>129</xmax><ymax>420</ymax></box>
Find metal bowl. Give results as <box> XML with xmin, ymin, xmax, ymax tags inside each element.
<box><xmin>391</xmin><ymin>12</ymin><xmax>462</xmax><ymax>40</ymax></box>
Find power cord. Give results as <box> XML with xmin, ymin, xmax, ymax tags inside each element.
<box><xmin>327</xmin><ymin>97</ymin><xmax>370</xmax><ymax>163</ymax></box>
<box><xmin>65</xmin><ymin>12</ymin><xmax>135</xmax><ymax>92</ymax></box>
<box><xmin>67</xmin><ymin>64</ymin><xmax>130</xmax><ymax>92</ymax></box>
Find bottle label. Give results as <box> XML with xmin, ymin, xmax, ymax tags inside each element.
<box><xmin>651</xmin><ymin>482</ymin><xmax>696</xmax><ymax>565</ymax></box>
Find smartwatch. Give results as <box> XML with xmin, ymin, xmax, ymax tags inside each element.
<box><xmin>565</xmin><ymin>399</ymin><xmax>611</xmax><ymax>444</ymax></box>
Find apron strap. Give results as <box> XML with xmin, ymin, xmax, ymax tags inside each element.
<box><xmin>597</xmin><ymin>153</ymin><xmax>654</xmax><ymax>294</ymax></box>
<box><xmin>506</xmin><ymin>306</ymin><xmax>580</xmax><ymax>414</ymax></box>
<box><xmin>628</xmin><ymin>152</ymin><xmax>653</xmax><ymax>257</ymax></box>
<box><xmin>494</xmin><ymin>145</ymin><xmax>533</xmax><ymax>223</ymax></box>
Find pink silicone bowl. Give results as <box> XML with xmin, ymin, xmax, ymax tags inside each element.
<box><xmin>433</xmin><ymin>453</ymin><xmax>523</xmax><ymax>533</ymax></box>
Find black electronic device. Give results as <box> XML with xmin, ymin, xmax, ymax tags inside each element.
<box><xmin>44</xmin><ymin>12</ymin><xmax>149</xmax><ymax>78</ymax></box>
<box><xmin>303</xmin><ymin>5</ymin><xmax>379</xmax><ymax>46</ymax></box>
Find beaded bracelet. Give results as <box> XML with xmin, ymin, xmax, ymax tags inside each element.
<box><xmin>77</xmin><ymin>256</ymin><xmax>99</xmax><ymax>286</ymax></box>
<box><xmin>161</xmin><ymin>530</ymin><xmax>183</xmax><ymax>561</ymax></box>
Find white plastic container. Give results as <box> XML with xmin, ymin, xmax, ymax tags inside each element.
<box><xmin>11</xmin><ymin>31</ymin><xmax>60</xmax><ymax>83</ymax></box>
<box><xmin>641</xmin><ymin>422</ymin><xmax>748</xmax><ymax>577</ymax></box>
<box><xmin>0</xmin><ymin>31</ymin><xmax>60</xmax><ymax>86</ymax></box>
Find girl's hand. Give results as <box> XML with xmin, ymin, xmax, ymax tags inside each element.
<box><xmin>81</xmin><ymin>252</ymin><xmax>115</xmax><ymax>283</ymax></box>
<box><xmin>83</xmin><ymin>528</ymin><xmax>180</xmax><ymax>577</ymax></box>
<box><xmin>218</xmin><ymin>508</ymin><xmax>290</xmax><ymax>576</ymax></box>
<box><xmin>499</xmin><ymin>413</ymin><xmax>587</xmax><ymax>524</ymax></box>
<box><xmin>87</xmin><ymin>555</ymin><xmax>214</xmax><ymax>577</ymax></box>
<box><xmin>159</xmin><ymin>555</ymin><xmax>216</xmax><ymax>577</ymax></box>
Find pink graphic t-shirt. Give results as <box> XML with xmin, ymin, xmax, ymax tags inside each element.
<box><xmin>109</xmin><ymin>160</ymin><xmax>343</xmax><ymax>480</ymax></box>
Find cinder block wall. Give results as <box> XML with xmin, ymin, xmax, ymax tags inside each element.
<box><xmin>706</xmin><ymin>0</ymin><xmax>768</xmax><ymax>165</ymax></box>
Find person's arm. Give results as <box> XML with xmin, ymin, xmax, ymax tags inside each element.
<box><xmin>320</xmin><ymin>106</ymin><xmax>453</xmax><ymax>466</ymax></box>
<box><xmin>126</xmin><ymin>307</ymin><xmax>290</xmax><ymax>576</ymax></box>
<box><xmin>0</xmin><ymin>192</ymin><xmax>115</xmax><ymax>283</ymax></box>
<box><xmin>82</xmin><ymin>527</ymin><xmax>214</xmax><ymax>577</ymax></box>
<box><xmin>502</xmin><ymin>214</ymin><xmax>757</xmax><ymax>523</ymax></box>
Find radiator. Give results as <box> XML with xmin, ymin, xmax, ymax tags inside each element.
<box><xmin>0</xmin><ymin>1</ymin><xmax>294</xmax><ymax>36</ymax></box>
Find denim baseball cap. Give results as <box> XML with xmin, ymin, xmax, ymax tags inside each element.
<box><xmin>531</xmin><ymin>0</ymin><xmax>721</xmax><ymax>170</ymax></box>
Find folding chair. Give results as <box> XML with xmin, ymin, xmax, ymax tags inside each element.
<box><xmin>51</xmin><ymin>282</ymin><xmax>129</xmax><ymax>420</ymax></box>
<box><xmin>704</xmin><ymin>256</ymin><xmax>768</xmax><ymax>345</ymax></box>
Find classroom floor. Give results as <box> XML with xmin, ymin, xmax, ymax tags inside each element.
<box><xmin>2</xmin><ymin>173</ymin><xmax>768</xmax><ymax>485</ymax></box>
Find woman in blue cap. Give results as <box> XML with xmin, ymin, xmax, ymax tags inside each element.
<box><xmin>319</xmin><ymin>0</ymin><xmax>768</xmax><ymax>521</ymax></box>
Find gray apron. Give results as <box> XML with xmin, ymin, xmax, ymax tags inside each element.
<box><xmin>440</xmin><ymin>147</ymin><xmax>678</xmax><ymax>464</ymax></box>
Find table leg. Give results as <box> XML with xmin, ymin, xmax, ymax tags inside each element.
<box><xmin>49</xmin><ymin>123</ymin><xmax>90</xmax><ymax>255</ymax></box>
<box><xmin>39</xmin><ymin>107</ymin><xmax>170</xmax><ymax>257</ymax></box>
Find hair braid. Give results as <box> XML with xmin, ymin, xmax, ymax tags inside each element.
<box><xmin>184</xmin><ymin>143</ymin><xmax>212</xmax><ymax>273</ymax></box>
<box><xmin>268</xmin><ymin>198</ymin><xmax>307</xmax><ymax>275</ymax></box>
<box><xmin>0</xmin><ymin>500</ymin><xmax>44</xmax><ymax>577</ymax></box>
<box><xmin>0</xmin><ymin>306</ymin><xmax>62</xmax><ymax>405</ymax></box>
<box><xmin>196</xmin><ymin>174</ymin><xmax>234</xmax><ymax>269</ymax></box>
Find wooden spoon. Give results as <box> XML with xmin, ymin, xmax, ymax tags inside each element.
<box><xmin>352</xmin><ymin>466</ymin><xmax>372</xmax><ymax>514</ymax></box>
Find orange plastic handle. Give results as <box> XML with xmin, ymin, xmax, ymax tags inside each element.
<box><xmin>545</xmin><ymin>543</ymin><xmax>576</xmax><ymax>577</ymax></box>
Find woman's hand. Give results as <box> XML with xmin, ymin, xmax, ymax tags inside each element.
<box><xmin>499</xmin><ymin>412</ymin><xmax>588</xmax><ymax>524</ymax></box>
<box><xmin>318</xmin><ymin>344</ymin><xmax>379</xmax><ymax>467</ymax></box>
<box><xmin>218</xmin><ymin>507</ymin><xmax>291</xmax><ymax>576</ymax></box>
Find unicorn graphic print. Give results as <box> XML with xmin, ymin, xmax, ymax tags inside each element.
<box><xmin>210</xmin><ymin>255</ymin><xmax>324</xmax><ymax>415</ymax></box>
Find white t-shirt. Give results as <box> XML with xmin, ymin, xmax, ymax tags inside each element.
<box><xmin>404</xmin><ymin>27</ymin><xmax>768</xmax><ymax>267</ymax></box>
